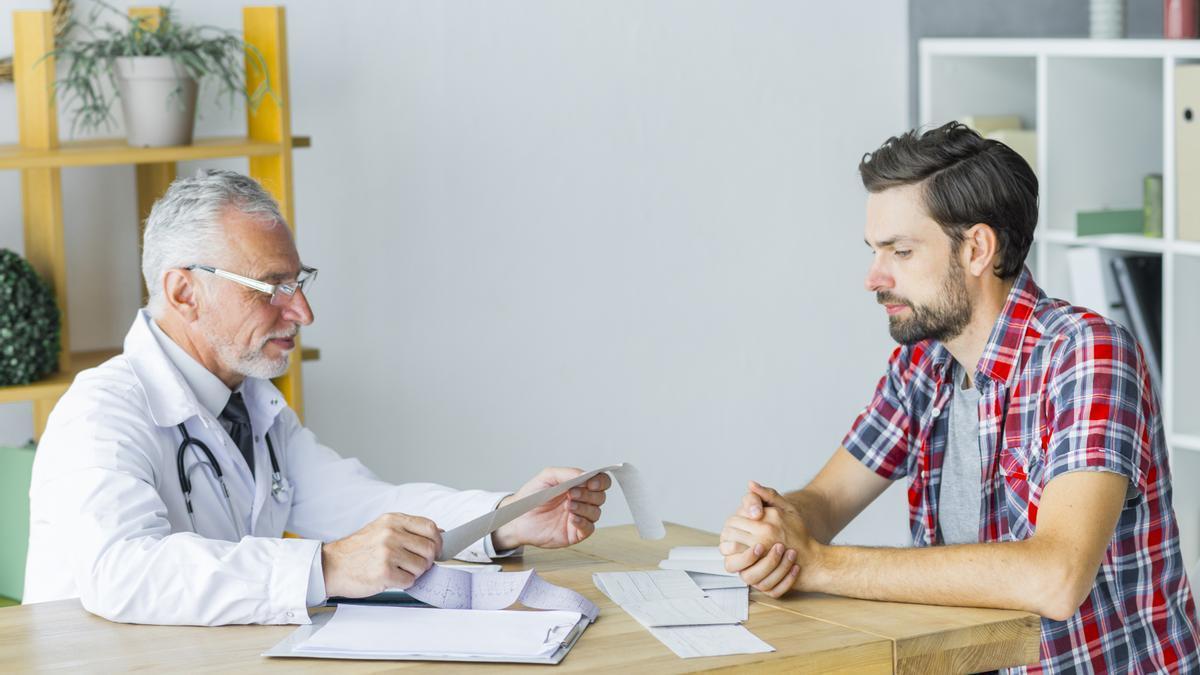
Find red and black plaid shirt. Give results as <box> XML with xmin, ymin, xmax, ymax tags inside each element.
<box><xmin>843</xmin><ymin>267</ymin><xmax>1199</xmax><ymax>673</ymax></box>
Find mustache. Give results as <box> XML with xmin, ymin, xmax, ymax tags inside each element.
<box><xmin>876</xmin><ymin>292</ymin><xmax>912</xmax><ymax>307</ymax></box>
<box><xmin>262</xmin><ymin>327</ymin><xmax>299</xmax><ymax>343</ymax></box>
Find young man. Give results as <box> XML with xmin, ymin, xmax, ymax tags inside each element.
<box><xmin>721</xmin><ymin>122</ymin><xmax>1199</xmax><ymax>672</ymax></box>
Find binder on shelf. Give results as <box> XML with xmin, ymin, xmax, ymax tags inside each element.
<box><xmin>1066</xmin><ymin>247</ymin><xmax>1133</xmax><ymax>331</ymax></box>
<box><xmin>1110</xmin><ymin>255</ymin><xmax>1163</xmax><ymax>392</ymax></box>
<box><xmin>1178</xmin><ymin>64</ymin><xmax>1200</xmax><ymax>241</ymax></box>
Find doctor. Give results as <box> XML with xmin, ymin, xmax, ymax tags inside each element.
<box><xmin>23</xmin><ymin>170</ymin><xmax>612</xmax><ymax>626</ymax></box>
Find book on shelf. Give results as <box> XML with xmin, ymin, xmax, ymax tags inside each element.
<box><xmin>1109</xmin><ymin>255</ymin><xmax>1163</xmax><ymax>393</ymax></box>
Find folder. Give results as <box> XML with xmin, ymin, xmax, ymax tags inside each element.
<box><xmin>1178</xmin><ymin>64</ymin><xmax>1200</xmax><ymax>241</ymax></box>
<box><xmin>1110</xmin><ymin>255</ymin><xmax>1163</xmax><ymax>392</ymax></box>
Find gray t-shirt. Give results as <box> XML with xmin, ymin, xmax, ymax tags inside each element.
<box><xmin>938</xmin><ymin>364</ymin><xmax>983</xmax><ymax>545</ymax></box>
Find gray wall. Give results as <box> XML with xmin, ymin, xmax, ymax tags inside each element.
<box><xmin>909</xmin><ymin>0</ymin><xmax>1163</xmax><ymax>123</ymax></box>
<box><xmin>1</xmin><ymin>1</ymin><xmax>912</xmax><ymax>545</ymax></box>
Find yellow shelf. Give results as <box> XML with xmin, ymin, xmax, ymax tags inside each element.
<box><xmin>0</xmin><ymin>135</ymin><xmax>310</xmax><ymax>170</ymax></box>
<box><xmin>0</xmin><ymin>346</ymin><xmax>320</xmax><ymax>406</ymax></box>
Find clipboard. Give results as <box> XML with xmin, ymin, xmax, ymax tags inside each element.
<box><xmin>262</xmin><ymin>609</ymin><xmax>590</xmax><ymax>665</ymax></box>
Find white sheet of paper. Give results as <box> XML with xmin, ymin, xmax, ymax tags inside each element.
<box><xmin>438</xmin><ymin>463</ymin><xmax>665</xmax><ymax>561</ymax></box>
<box><xmin>381</xmin><ymin>563</ymin><xmax>499</xmax><ymax>594</ymax></box>
<box><xmin>669</xmin><ymin>546</ymin><xmax>724</xmax><ymax>560</ymax></box>
<box><xmin>649</xmin><ymin>624</ymin><xmax>774</xmax><ymax>658</ymax></box>
<box><xmin>659</xmin><ymin>559</ymin><xmax>735</xmax><ymax>576</ymax></box>
<box><xmin>705</xmin><ymin>587</ymin><xmax>749</xmax><ymax>622</ymax></box>
<box><xmin>659</xmin><ymin>545</ymin><xmax>738</xmax><ymax>577</ymax></box>
<box><xmin>593</xmin><ymin>570</ymin><xmax>738</xmax><ymax>627</ymax></box>
<box><xmin>295</xmin><ymin>605</ymin><xmax>581</xmax><ymax>658</ymax></box>
<box><xmin>407</xmin><ymin>565</ymin><xmax>599</xmax><ymax>621</ymax></box>
<box><xmin>687</xmin><ymin>571</ymin><xmax>747</xmax><ymax>590</ymax></box>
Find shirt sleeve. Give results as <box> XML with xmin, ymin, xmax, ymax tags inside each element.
<box><xmin>305</xmin><ymin>545</ymin><xmax>327</xmax><ymax>607</ymax></box>
<box><xmin>1043</xmin><ymin>320</ymin><xmax>1153</xmax><ymax>496</ymax></box>
<box><xmin>842</xmin><ymin>345</ymin><xmax>914</xmax><ymax>480</ymax></box>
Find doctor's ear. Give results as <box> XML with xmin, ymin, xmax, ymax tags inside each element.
<box><xmin>162</xmin><ymin>269</ymin><xmax>201</xmax><ymax>321</ymax></box>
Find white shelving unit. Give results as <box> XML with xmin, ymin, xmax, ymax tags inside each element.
<box><xmin>920</xmin><ymin>38</ymin><xmax>1200</xmax><ymax>573</ymax></box>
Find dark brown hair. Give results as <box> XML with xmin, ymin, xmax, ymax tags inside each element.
<box><xmin>858</xmin><ymin>121</ymin><xmax>1038</xmax><ymax>279</ymax></box>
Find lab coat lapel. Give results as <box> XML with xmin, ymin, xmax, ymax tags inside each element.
<box><xmin>242</xmin><ymin>377</ymin><xmax>287</xmax><ymax>534</ymax></box>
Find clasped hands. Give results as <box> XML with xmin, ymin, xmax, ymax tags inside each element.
<box><xmin>322</xmin><ymin>467</ymin><xmax>611</xmax><ymax>598</ymax></box>
<box><xmin>720</xmin><ymin>480</ymin><xmax>818</xmax><ymax>598</ymax></box>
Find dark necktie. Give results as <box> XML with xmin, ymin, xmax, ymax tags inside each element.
<box><xmin>220</xmin><ymin>392</ymin><xmax>255</xmax><ymax>475</ymax></box>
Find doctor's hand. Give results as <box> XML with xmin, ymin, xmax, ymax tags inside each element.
<box><xmin>321</xmin><ymin>513</ymin><xmax>443</xmax><ymax>597</ymax></box>
<box><xmin>719</xmin><ymin>481</ymin><xmax>814</xmax><ymax>598</ymax></box>
<box><xmin>491</xmin><ymin>467</ymin><xmax>612</xmax><ymax>551</ymax></box>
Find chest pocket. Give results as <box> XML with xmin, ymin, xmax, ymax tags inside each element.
<box><xmin>998</xmin><ymin>442</ymin><xmax>1047</xmax><ymax>527</ymax></box>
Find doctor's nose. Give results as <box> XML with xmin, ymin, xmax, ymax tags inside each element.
<box><xmin>281</xmin><ymin>288</ymin><xmax>314</xmax><ymax>326</ymax></box>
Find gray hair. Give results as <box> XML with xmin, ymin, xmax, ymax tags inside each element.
<box><xmin>142</xmin><ymin>169</ymin><xmax>287</xmax><ymax>317</ymax></box>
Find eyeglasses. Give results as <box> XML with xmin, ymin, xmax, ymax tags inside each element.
<box><xmin>186</xmin><ymin>264</ymin><xmax>318</xmax><ymax>306</ymax></box>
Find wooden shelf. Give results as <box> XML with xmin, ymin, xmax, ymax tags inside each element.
<box><xmin>0</xmin><ymin>346</ymin><xmax>320</xmax><ymax>406</ymax></box>
<box><xmin>0</xmin><ymin>135</ymin><xmax>310</xmax><ymax>171</ymax></box>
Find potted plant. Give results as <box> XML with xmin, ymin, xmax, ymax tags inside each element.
<box><xmin>0</xmin><ymin>249</ymin><xmax>60</xmax><ymax>387</ymax></box>
<box><xmin>46</xmin><ymin>2</ymin><xmax>274</xmax><ymax>147</ymax></box>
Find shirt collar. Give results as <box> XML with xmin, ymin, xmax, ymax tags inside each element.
<box><xmin>973</xmin><ymin>265</ymin><xmax>1042</xmax><ymax>388</ymax></box>
<box><xmin>146</xmin><ymin>315</ymin><xmax>233</xmax><ymax>419</ymax></box>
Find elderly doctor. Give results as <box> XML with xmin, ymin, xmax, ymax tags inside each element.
<box><xmin>23</xmin><ymin>170</ymin><xmax>612</xmax><ymax>626</ymax></box>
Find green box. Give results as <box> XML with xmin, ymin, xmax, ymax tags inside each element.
<box><xmin>1077</xmin><ymin>209</ymin><xmax>1144</xmax><ymax>236</ymax></box>
<box><xmin>0</xmin><ymin>444</ymin><xmax>35</xmax><ymax>603</ymax></box>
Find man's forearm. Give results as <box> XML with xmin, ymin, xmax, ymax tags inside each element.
<box><xmin>806</xmin><ymin>538</ymin><xmax>1072</xmax><ymax>620</ymax></box>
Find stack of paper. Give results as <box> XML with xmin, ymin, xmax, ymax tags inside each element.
<box><xmin>270</xmin><ymin>604</ymin><xmax>587</xmax><ymax>663</ymax></box>
<box><xmin>593</xmin><ymin>570</ymin><xmax>771</xmax><ymax>659</ymax></box>
<box><xmin>660</xmin><ymin>546</ymin><xmax>750</xmax><ymax>622</ymax></box>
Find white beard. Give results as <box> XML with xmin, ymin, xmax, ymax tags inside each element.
<box><xmin>200</xmin><ymin>318</ymin><xmax>293</xmax><ymax>380</ymax></box>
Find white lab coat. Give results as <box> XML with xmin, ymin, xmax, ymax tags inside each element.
<box><xmin>23</xmin><ymin>310</ymin><xmax>507</xmax><ymax>626</ymax></box>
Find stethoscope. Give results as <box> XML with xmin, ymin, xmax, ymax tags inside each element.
<box><xmin>175</xmin><ymin>421</ymin><xmax>290</xmax><ymax>536</ymax></box>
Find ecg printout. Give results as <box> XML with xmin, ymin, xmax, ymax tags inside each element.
<box><xmin>407</xmin><ymin>565</ymin><xmax>599</xmax><ymax>622</ymax></box>
<box><xmin>438</xmin><ymin>463</ymin><xmax>664</xmax><ymax>561</ymax></box>
<box><xmin>592</xmin><ymin>569</ymin><xmax>738</xmax><ymax>628</ymax></box>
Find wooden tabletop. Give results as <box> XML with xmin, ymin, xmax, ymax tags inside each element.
<box><xmin>0</xmin><ymin>523</ymin><xmax>1039</xmax><ymax>673</ymax></box>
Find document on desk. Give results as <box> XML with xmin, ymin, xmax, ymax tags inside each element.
<box><xmin>649</xmin><ymin>624</ymin><xmax>773</xmax><ymax>658</ymax></box>
<box><xmin>406</xmin><ymin>565</ymin><xmax>599</xmax><ymax>621</ymax></box>
<box><xmin>269</xmin><ymin>604</ymin><xmax>588</xmax><ymax>663</ymax></box>
<box><xmin>659</xmin><ymin>545</ymin><xmax>738</xmax><ymax>577</ymax></box>
<box><xmin>594</xmin><ymin>569</ymin><xmax>770</xmax><ymax>658</ymax></box>
<box><xmin>592</xmin><ymin>570</ymin><xmax>737</xmax><ymax>627</ymax></box>
<box><xmin>438</xmin><ymin>462</ymin><xmax>665</xmax><ymax>561</ymax></box>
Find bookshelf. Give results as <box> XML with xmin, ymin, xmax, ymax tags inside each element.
<box><xmin>1</xmin><ymin>6</ymin><xmax>313</xmax><ymax>439</ymax></box>
<box><xmin>920</xmin><ymin>38</ymin><xmax>1200</xmax><ymax>574</ymax></box>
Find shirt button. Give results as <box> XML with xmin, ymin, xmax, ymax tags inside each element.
<box><xmin>931</xmin><ymin>408</ymin><xmax>941</xmax><ymax>418</ymax></box>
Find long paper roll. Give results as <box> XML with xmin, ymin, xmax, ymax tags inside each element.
<box><xmin>438</xmin><ymin>463</ymin><xmax>664</xmax><ymax>561</ymax></box>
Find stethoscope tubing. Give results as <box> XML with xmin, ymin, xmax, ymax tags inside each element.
<box><xmin>176</xmin><ymin>420</ymin><xmax>287</xmax><ymax>537</ymax></box>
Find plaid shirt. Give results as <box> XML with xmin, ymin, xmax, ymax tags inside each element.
<box><xmin>843</xmin><ymin>267</ymin><xmax>1199</xmax><ymax>673</ymax></box>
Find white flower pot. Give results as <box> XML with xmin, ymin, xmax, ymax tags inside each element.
<box><xmin>113</xmin><ymin>56</ymin><xmax>198</xmax><ymax>147</ymax></box>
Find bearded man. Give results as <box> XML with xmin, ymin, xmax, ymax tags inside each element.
<box><xmin>720</xmin><ymin>122</ymin><xmax>1199</xmax><ymax>673</ymax></box>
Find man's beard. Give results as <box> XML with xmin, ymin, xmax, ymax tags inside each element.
<box><xmin>878</xmin><ymin>256</ymin><xmax>972</xmax><ymax>345</ymax></box>
<box><xmin>200</xmin><ymin>318</ymin><xmax>295</xmax><ymax>380</ymax></box>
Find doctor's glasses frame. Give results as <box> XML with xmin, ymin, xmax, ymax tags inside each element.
<box><xmin>185</xmin><ymin>264</ymin><xmax>318</xmax><ymax>306</ymax></box>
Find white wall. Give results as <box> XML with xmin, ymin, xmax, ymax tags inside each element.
<box><xmin>0</xmin><ymin>1</ymin><xmax>910</xmax><ymax>546</ymax></box>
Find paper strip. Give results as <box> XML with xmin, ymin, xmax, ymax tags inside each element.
<box><xmin>438</xmin><ymin>462</ymin><xmax>664</xmax><ymax>561</ymax></box>
<box><xmin>407</xmin><ymin>565</ymin><xmax>600</xmax><ymax>622</ymax></box>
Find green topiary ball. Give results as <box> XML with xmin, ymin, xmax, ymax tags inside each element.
<box><xmin>0</xmin><ymin>249</ymin><xmax>62</xmax><ymax>386</ymax></box>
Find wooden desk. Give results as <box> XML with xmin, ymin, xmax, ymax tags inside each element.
<box><xmin>0</xmin><ymin>524</ymin><xmax>1039</xmax><ymax>673</ymax></box>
